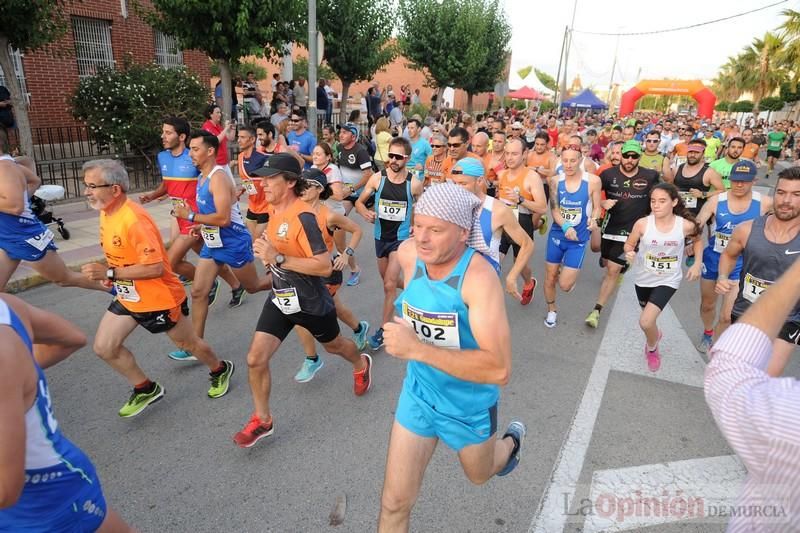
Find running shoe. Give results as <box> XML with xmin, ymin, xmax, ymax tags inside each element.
<box><xmin>696</xmin><ymin>333</ymin><xmax>713</xmax><ymax>354</ymax></box>
<box><xmin>353</xmin><ymin>354</ymin><xmax>373</xmax><ymax>396</ymax></box>
<box><xmin>228</xmin><ymin>286</ymin><xmax>246</xmax><ymax>308</ymax></box>
<box><xmin>208</xmin><ymin>278</ymin><xmax>220</xmax><ymax>307</ymax></box>
<box><xmin>353</xmin><ymin>320</ymin><xmax>370</xmax><ymax>351</ymax></box>
<box><xmin>118</xmin><ymin>382</ymin><xmax>164</xmax><ymax>418</ymax></box>
<box><xmin>544</xmin><ymin>311</ymin><xmax>557</xmax><ymax>328</ymax></box>
<box><xmin>346</xmin><ymin>270</ymin><xmax>361</xmax><ymax>287</ymax></box>
<box><xmin>497</xmin><ymin>420</ymin><xmax>526</xmax><ymax>477</ymax></box>
<box><xmin>294</xmin><ymin>357</ymin><xmax>324</xmax><ymax>383</ymax></box>
<box><xmin>368</xmin><ymin>328</ymin><xmax>384</xmax><ymax>350</ymax></box>
<box><xmin>520</xmin><ymin>278</ymin><xmax>537</xmax><ymax>305</ymax></box>
<box><xmin>233</xmin><ymin>413</ymin><xmax>274</xmax><ymax>448</ymax></box>
<box><xmin>208</xmin><ymin>360</ymin><xmax>234</xmax><ymax>398</ymax></box>
<box><xmin>168</xmin><ymin>349</ymin><xmax>197</xmax><ymax>361</ymax></box>
<box><xmin>645</xmin><ymin>331</ymin><xmax>663</xmax><ymax>372</ymax></box>
<box><xmin>179</xmin><ymin>275</ymin><xmax>192</xmax><ymax>286</ymax></box>
<box><xmin>538</xmin><ymin>215</ymin><xmax>548</xmax><ymax>236</ymax></box>
<box><xmin>585</xmin><ymin>309</ymin><xmax>600</xmax><ymax>328</ymax></box>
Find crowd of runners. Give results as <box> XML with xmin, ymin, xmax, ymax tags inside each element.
<box><xmin>1</xmin><ymin>100</ymin><xmax>799</xmax><ymax>531</ymax></box>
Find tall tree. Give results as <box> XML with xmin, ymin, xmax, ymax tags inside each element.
<box><xmin>139</xmin><ymin>0</ymin><xmax>305</xmax><ymax>123</ymax></box>
<box><xmin>743</xmin><ymin>32</ymin><xmax>786</xmax><ymax>114</ymax></box>
<box><xmin>317</xmin><ymin>0</ymin><xmax>396</xmax><ymax>123</ymax></box>
<box><xmin>0</xmin><ymin>0</ymin><xmax>71</xmax><ymax>155</ymax></box>
<box><xmin>457</xmin><ymin>0</ymin><xmax>511</xmax><ymax>113</ymax></box>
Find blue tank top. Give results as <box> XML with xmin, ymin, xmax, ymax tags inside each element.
<box><xmin>374</xmin><ymin>171</ymin><xmax>413</xmax><ymax>241</ymax></box>
<box><xmin>0</xmin><ymin>300</ymin><xmax>96</xmax><ymax>523</ymax></box>
<box><xmin>475</xmin><ymin>196</ymin><xmax>502</xmax><ymax>275</ymax></box>
<box><xmin>196</xmin><ymin>165</ymin><xmax>249</xmax><ymax>242</ymax></box>
<box><xmin>708</xmin><ymin>191</ymin><xmax>762</xmax><ymax>260</ymax></box>
<box><xmin>0</xmin><ymin>155</ymin><xmax>49</xmax><ymax>240</ymax></box>
<box><xmin>550</xmin><ymin>172</ymin><xmax>592</xmax><ymax>242</ymax></box>
<box><xmin>394</xmin><ymin>247</ymin><xmax>499</xmax><ymax>415</ymax></box>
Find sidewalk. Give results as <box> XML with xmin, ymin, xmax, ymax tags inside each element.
<box><xmin>7</xmin><ymin>200</ymin><xmax>175</xmax><ymax>294</ymax></box>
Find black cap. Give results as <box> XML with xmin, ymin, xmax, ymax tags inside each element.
<box><xmin>251</xmin><ymin>153</ymin><xmax>302</xmax><ymax>178</ymax></box>
<box><xmin>302</xmin><ymin>168</ymin><xmax>327</xmax><ymax>188</ymax></box>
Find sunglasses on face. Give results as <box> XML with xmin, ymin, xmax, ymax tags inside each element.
<box><xmin>645</xmin><ymin>140</ymin><xmax>659</xmax><ymax>143</ymax></box>
<box><xmin>387</xmin><ymin>153</ymin><xmax>406</xmax><ymax>161</ymax></box>
<box><xmin>447</xmin><ymin>142</ymin><xmax>463</xmax><ymax>148</ymax></box>
<box><xmin>622</xmin><ymin>153</ymin><xmax>640</xmax><ymax>160</ymax></box>
<box><xmin>450</xmin><ymin>169</ymin><xmax>464</xmax><ymax>175</ymax></box>
<box><xmin>431</xmin><ymin>144</ymin><xmax>444</xmax><ymax>148</ymax></box>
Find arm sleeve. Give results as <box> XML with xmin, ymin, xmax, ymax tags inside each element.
<box><xmin>297</xmin><ymin>212</ymin><xmax>329</xmax><ymax>256</ymax></box>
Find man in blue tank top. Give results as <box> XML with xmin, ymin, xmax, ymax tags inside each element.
<box><xmin>378</xmin><ymin>182</ymin><xmax>525</xmax><ymax>532</ymax></box>
<box><xmin>0</xmin><ymin>294</ymin><xmax>135</xmax><ymax>532</ymax></box>
<box><xmin>695</xmin><ymin>160</ymin><xmax>772</xmax><ymax>353</ymax></box>
<box><xmin>355</xmin><ymin>136</ymin><xmax>423</xmax><ymax>351</ymax></box>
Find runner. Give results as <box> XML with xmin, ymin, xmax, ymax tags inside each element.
<box><xmin>0</xmin><ymin>145</ymin><xmax>108</xmax><ymax>292</ymax></box>
<box><xmin>765</xmin><ymin>122</ymin><xmax>787</xmax><ymax>179</ymax></box>
<box><xmin>623</xmin><ymin>183</ymin><xmax>702</xmax><ymax>371</ymax></box>
<box><xmin>355</xmin><ymin>137</ymin><xmax>423</xmax><ymax>349</ymax></box>
<box><xmin>79</xmin><ymin>159</ymin><xmax>234</xmax><ymax>416</ymax></box>
<box><xmin>236</xmin><ymin>125</ymin><xmax>270</xmax><ymax>241</ymax></box>
<box><xmin>707</xmin><ymin>137</ymin><xmax>745</xmax><ymax>190</ymax></box>
<box><xmin>442</xmin><ymin>127</ymin><xmax>479</xmax><ymax>180</ymax></box>
<box><xmin>293</xmin><ymin>168</ymin><xmax>370</xmax><ymax>382</ymax></box>
<box><xmin>715</xmin><ymin>166</ymin><xmax>800</xmax><ymax>376</ymax></box>
<box><xmin>740</xmin><ymin>128</ymin><xmax>761</xmax><ymax>164</ymax></box>
<box><xmin>496</xmin><ymin>136</ymin><xmax>547</xmax><ymax>305</ymax></box>
<box><xmin>586</xmin><ymin>140</ymin><xmax>659</xmax><ymax>328</ymax></box>
<box><xmin>543</xmin><ymin>144</ymin><xmax>602</xmax><ymax>328</ymax></box>
<box><xmin>664</xmin><ymin>139</ymin><xmax>724</xmax><ymax>214</ymax></box>
<box><xmin>171</xmin><ymin>132</ymin><xmax>272</xmax><ymax>352</ymax></box>
<box><xmin>140</xmin><ymin>117</ymin><xmax>244</xmax><ymax>308</ymax></box>
<box><xmin>378</xmin><ymin>183</ymin><xmax>525</xmax><ymax>532</ymax></box>
<box><xmin>233</xmin><ymin>154</ymin><xmax>372</xmax><ymax>448</ymax></box>
<box><xmin>423</xmin><ymin>133</ymin><xmax>448</xmax><ymax>187</ymax></box>
<box><xmin>0</xmin><ymin>294</ymin><xmax>136</xmax><ymax>532</ymax></box>
<box><xmin>639</xmin><ymin>130</ymin><xmax>669</xmax><ymax>179</ymax></box>
<box><xmin>448</xmin><ymin>157</ymin><xmax>533</xmax><ymax>299</ymax></box>
<box><xmin>694</xmin><ymin>160</ymin><xmax>772</xmax><ymax>353</ymax></box>
<box><xmin>337</xmin><ymin>122</ymin><xmax>371</xmax><ymax>286</ymax></box>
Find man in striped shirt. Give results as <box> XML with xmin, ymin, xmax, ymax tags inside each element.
<box><xmin>705</xmin><ymin>257</ymin><xmax>800</xmax><ymax>531</ymax></box>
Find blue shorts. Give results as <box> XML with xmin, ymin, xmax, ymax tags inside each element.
<box><xmin>0</xmin><ymin>463</ymin><xmax>107</xmax><ymax>532</ymax></box>
<box><xmin>546</xmin><ymin>232</ymin><xmax>588</xmax><ymax>269</ymax></box>
<box><xmin>375</xmin><ymin>238</ymin><xmax>402</xmax><ymax>259</ymax></box>
<box><xmin>0</xmin><ymin>229</ymin><xmax>57</xmax><ymax>262</ymax></box>
<box><xmin>395</xmin><ymin>382</ymin><xmax>498</xmax><ymax>451</ymax></box>
<box><xmin>701</xmin><ymin>246</ymin><xmax>741</xmax><ymax>281</ymax></box>
<box><xmin>200</xmin><ymin>233</ymin><xmax>254</xmax><ymax>268</ymax></box>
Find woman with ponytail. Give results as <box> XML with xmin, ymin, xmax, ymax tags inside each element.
<box><xmin>623</xmin><ymin>183</ymin><xmax>703</xmax><ymax>372</ymax></box>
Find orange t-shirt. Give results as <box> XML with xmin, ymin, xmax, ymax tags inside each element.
<box><xmin>497</xmin><ymin>167</ymin><xmax>534</xmax><ymax>208</ymax></box>
<box><xmin>742</xmin><ymin>143</ymin><xmax>760</xmax><ymax>161</ymax></box>
<box><xmin>314</xmin><ymin>204</ymin><xmax>335</xmax><ymax>252</ymax></box>
<box><xmin>100</xmin><ymin>199</ymin><xmax>185</xmax><ymax>313</ymax></box>
<box><xmin>442</xmin><ymin>152</ymin><xmax>480</xmax><ymax>180</ymax></box>
<box><xmin>239</xmin><ymin>154</ymin><xmax>270</xmax><ymax>215</ymax></box>
<box><xmin>424</xmin><ymin>155</ymin><xmax>447</xmax><ymax>185</ymax></box>
<box><xmin>526</xmin><ymin>151</ymin><xmax>553</xmax><ymax>171</ymax></box>
<box><xmin>484</xmin><ymin>153</ymin><xmax>505</xmax><ymax>183</ymax></box>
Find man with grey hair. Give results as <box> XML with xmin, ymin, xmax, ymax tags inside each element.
<box><xmin>0</xmin><ymin>145</ymin><xmax>107</xmax><ymax>291</ymax></box>
<box><xmin>423</xmin><ymin>132</ymin><xmax>448</xmax><ymax>186</ymax></box>
<box><xmin>378</xmin><ymin>182</ymin><xmax>525</xmax><ymax>531</ymax></box>
<box><xmin>79</xmin><ymin>158</ymin><xmax>234</xmax><ymax>417</ymax></box>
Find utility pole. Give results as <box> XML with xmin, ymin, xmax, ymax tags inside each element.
<box><xmin>558</xmin><ymin>0</ymin><xmax>579</xmax><ymax>110</ymax></box>
<box><xmin>554</xmin><ymin>26</ymin><xmax>567</xmax><ymax>109</ymax></box>
<box><xmin>307</xmin><ymin>0</ymin><xmax>318</xmax><ymax>133</ymax></box>
<box><xmin>606</xmin><ymin>34</ymin><xmax>619</xmax><ymax>109</ymax></box>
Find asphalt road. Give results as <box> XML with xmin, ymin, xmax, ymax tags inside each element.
<box><xmin>19</xmin><ymin>162</ymin><xmax>798</xmax><ymax>532</ymax></box>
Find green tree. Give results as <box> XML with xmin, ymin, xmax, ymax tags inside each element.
<box><xmin>318</xmin><ymin>0</ymin><xmax>396</xmax><ymax>123</ymax></box>
<box><xmin>292</xmin><ymin>56</ymin><xmax>337</xmax><ymax>84</ymax></box>
<box><xmin>138</xmin><ymin>0</ymin><xmax>305</xmax><ymax>123</ymax></box>
<box><xmin>534</xmin><ymin>69</ymin><xmax>557</xmax><ymax>92</ymax></box>
<box><xmin>209</xmin><ymin>59</ymin><xmax>268</xmax><ymax>81</ymax></box>
<box><xmin>731</xmin><ymin>100</ymin><xmax>754</xmax><ymax>113</ymax></box>
<box><xmin>715</xmin><ymin>101</ymin><xmax>732</xmax><ymax>112</ymax></box>
<box><xmin>0</xmin><ymin>0</ymin><xmax>71</xmax><ymax>155</ymax></box>
<box><xmin>457</xmin><ymin>0</ymin><xmax>511</xmax><ymax>113</ymax></box>
<box><xmin>737</xmin><ymin>32</ymin><xmax>786</xmax><ymax>113</ymax></box>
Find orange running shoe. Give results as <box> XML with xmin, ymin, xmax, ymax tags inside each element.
<box><xmin>353</xmin><ymin>354</ymin><xmax>373</xmax><ymax>396</ymax></box>
<box><xmin>233</xmin><ymin>413</ymin><xmax>274</xmax><ymax>448</ymax></box>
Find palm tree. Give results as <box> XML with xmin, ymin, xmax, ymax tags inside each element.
<box><xmin>745</xmin><ymin>32</ymin><xmax>786</xmax><ymax>113</ymax></box>
<box><xmin>778</xmin><ymin>9</ymin><xmax>800</xmax><ymax>89</ymax></box>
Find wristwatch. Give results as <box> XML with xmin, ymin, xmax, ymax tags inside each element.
<box><xmin>188</xmin><ymin>211</ymin><xmax>196</xmax><ymax>223</ymax></box>
<box><xmin>106</xmin><ymin>268</ymin><xmax>116</xmax><ymax>281</ymax></box>
<box><xmin>274</xmin><ymin>253</ymin><xmax>286</xmax><ymax>267</ymax></box>
<box><xmin>344</xmin><ymin>247</ymin><xmax>355</xmax><ymax>256</ymax></box>
<box><xmin>517</xmin><ymin>196</ymin><xmax>525</xmax><ymax>205</ymax></box>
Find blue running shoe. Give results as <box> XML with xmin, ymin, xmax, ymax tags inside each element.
<box><xmin>168</xmin><ymin>349</ymin><xmax>197</xmax><ymax>362</ymax></box>
<box><xmin>368</xmin><ymin>327</ymin><xmax>384</xmax><ymax>351</ymax></box>
<box><xmin>685</xmin><ymin>255</ymin><xmax>695</xmax><ymax>268</ymax></box>
<box><xmin>497</xmin><ymin>420</ymin><xmax>526</xmax><ymax>477</ymax></box>
<box><xmin>294</xmin><ymin>357</ymin><xmax>324</xmax><ymax>383</ymax></box>
<box><xmin>353</xmin><ymin>320</ymin><xmax>370</xmax><ymax>351</ymax></box>
<box><xmin>208</xmin><ymin>278</ymin><xmax>220</xmax><ymax>307</ymax></box>
<box><xmin>346</xmin><ymin>270</ymin><xmax>361</xmax><ymax>287</ymax></box>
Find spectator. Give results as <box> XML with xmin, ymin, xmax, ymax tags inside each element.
<box><xmin>0</xmin><ymin>84</ymin><xmax>14</xmax><ymax>152</ymax></box>
<box><xmin>389</xmin><ymin>98</ymin><xmax>405</xmax><ymax>130</ymax></box>
<box><xmin>367</xmin><ymin>87</ymin><xmax>382</xmax><ymax>124</ymax></box>
<box><xmin>201</xmin><ymin>103</ymin><xmax>235</xmax><ymax>166</ymax></box>
<box><xmin>242</xmin><ymin>71</ymin><xmax>263</xmax><ymax>118</ymax></box>
<box><xmin>373</xmin><ymin>117</ymin><xmax>392</xmax><ymax>171</ymax></box>
<box><xmin>411</xmin><ymin>88</ymin><xmax>421</xmax><ymax>106</ymax></box>
<box><xmin>406</xmin><ymin>118</ymin><xmax>432</xmax><ymax>178</ymax></box>
<box><xmin>294</xmin><ymin>77</ymin><xmax>308</xmax><ymax>114</ymax></box>
<box><xmin>271</xmin><ymin>102</ymin><xmax>290</xmax><ymax>128</ymax></box>
<box><xmin>286</xmin><ymin>109</ymin><xmax>317</xmax><ymax>169</ymax></box>
<box><xmin>270</xmin><ymin>72</ymin><xmax>279</xmax><ymax>96</ymax></box>
<box><xmin>316</xmin><ymin>78</ymin><xmax>329</xmax><ymax>126</ymax></box>
<box><xmin>324</xmin><ymin>80</ymin><xmax>337</xmax><ymax>124</ymax></box>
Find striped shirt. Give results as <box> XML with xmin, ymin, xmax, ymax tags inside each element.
<box><xmin>705</xmin><ymin>323</ymin><xmax>800</xmax><ymax>531</ymax></box>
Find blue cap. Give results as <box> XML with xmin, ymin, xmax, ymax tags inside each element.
<box><xmin>729</xmin><ymin>160</ymin><xmax>757</xmax><ymax>182</ymax></box>
<box><xmin>337</xmin><ymin>122</ymin><xmax>359</xmax><ymax>137</ymax></box>
<box><xmin>452</xmin><ymin>157</ymin><xmax>485</xmax><ymax>178</ymax></box>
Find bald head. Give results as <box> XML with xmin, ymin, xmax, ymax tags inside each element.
<box><xmin>471</xmin><ymin>132</ymin><xmax>489</xmax><ymax>157</ymax></box>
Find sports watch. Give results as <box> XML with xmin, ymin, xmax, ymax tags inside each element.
<box><xmin>106</xmin><ymin>268</ymin><xmax>116</xmax><ymax>281</ymax></box>
<box><xmin>274</xmin><ymin>254</ymin><xmax>286</xmax><ymax>267</ymax></box>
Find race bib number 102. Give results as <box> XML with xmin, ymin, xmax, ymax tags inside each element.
<box><xmin>401</xmin><ymin>301</ymin><xmax>460</xmax><ymax>349</ymax></box>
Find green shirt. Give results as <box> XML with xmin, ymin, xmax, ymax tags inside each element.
<box><xmin>709</xmin><ymin>157</ymin><xmax>735</xmax><ymax>190</ymax></box>
<box><xmin>704</xmin><ymin>137</ymin><xmax>722</xmax><ymax>161</ymax></box>
<box><xmin>639</xmin><ymin>153</ymin><xmax>664</xmax><ymax>176</ymax></box>
<box><xmin>767</xmin><ymin>131</ymin><xmax>786</xmax><ymax>151</ymax></box>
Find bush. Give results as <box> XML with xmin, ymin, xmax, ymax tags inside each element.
<box><xmin>72</xmin><ymin>62</ymin><xmax>208</xmax><ymax>154</ymax></box>
<box><xmin>730</xmin><ymin>100</ymin><xmax>754</xmax><ymax>113</ymax></box>
<box><xmin>406</xmin><ymin>103</ymin><xmax>429</xmax><ymax>118</ymax></box>
<box><xmin>715</xmin><ymin>101</ymin><xmax>731</xmax><ymax>112</ymax></box>
<box><xmin>759</xmin><ymin>96</ymin><xmax>785</xmax><ymax>112</ymax></box>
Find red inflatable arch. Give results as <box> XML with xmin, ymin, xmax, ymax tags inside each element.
<box><xmin>619</xmin><ymin>80</ymin><xmax>716</xmax><ymax>119</ymax></box>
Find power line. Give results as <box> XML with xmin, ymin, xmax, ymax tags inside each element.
<box><xmin>573</xmin><ymin>0</ymin><xmax>787</xmax><ymax>37</ymax></box>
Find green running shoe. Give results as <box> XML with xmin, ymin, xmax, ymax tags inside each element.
<box><xmin>585</xmin><ymin>309</ymin><xmax>600</xmax><ymax>329</ymax></box>
<box><xmin>208</xmin><ymin>360</ymin><xmax>235</xmax><ymax>398</ymax></box>
<box><xmin>118</xmin><ymin>382</ymin><xmax>165</xmax><ymax>418</ymax></box>
<box><xmin>353</xmin><ymin>320</ymin><xmax>370</xmax><ymax>351</ymax></box>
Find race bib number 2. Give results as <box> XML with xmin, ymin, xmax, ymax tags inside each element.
<box><xmin>401</xmin><ymin>301</ymin><xmax>460</xmax><ymax>349</ymax></box>
<box><xmin>272</xmin><ymin>287</ymin><xmax>301</xmax><ymax>314</ymax></box>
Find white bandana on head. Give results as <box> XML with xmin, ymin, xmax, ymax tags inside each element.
<box><xmin>414</xmin><ymin>182</ymin><xmax>490</xmax><ymax>255</ymax></box>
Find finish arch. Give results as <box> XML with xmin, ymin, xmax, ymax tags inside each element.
<box><xmin>619</xmin><ymin>80</ymin><xmax>716</xmax><ymax>119</ymax></box>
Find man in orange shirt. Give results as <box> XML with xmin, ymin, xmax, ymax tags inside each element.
<box><xmin>741</xmin><ymin>127</ymin><xmax>762</xmax><ymax>165</ymax></box>
<box><xmin>441</xmin><ymin>127</ymin><xmax>479</xmax><ymax>180</ymax></box>
<box><xmin>485</xmin><ymin>131</ymin><xmax>507</xmax><ymax>195</ymax></box>
<box><xmin>80</xmin><ymin>159</ymin><xmax>234</xmax><ymax>418</ymax></box>
<box><xmin>236</xmin><ymin>125</ymin><xmax>270</xmax><ymax>241</ymax></box>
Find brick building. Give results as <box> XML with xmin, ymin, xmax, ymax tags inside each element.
<box><xmin>0</xmin><ymin>0</ymin><xmax>210</xmax><ymax>129</ymax></box>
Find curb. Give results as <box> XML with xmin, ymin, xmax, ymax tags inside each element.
<box><xmin>5</xmin><ymin>254</ymin><xmax>107</xmax><ymax>295</ymax></box>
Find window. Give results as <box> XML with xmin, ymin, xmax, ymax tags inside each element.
<box><xmin>0</xmin><ymin>47</ymin><xmax>29</xmax><ymax>103</ymax></box>
<box><xmin>72</xmin><ymin>17</ymin><xmax>114</xmax><ymax>78</ymax></box>
<box><xmin>154</xmin><ymin>31</ymin><xmax>183</xmax><ymax>69</ymax></box>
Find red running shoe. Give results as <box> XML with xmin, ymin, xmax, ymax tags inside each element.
<box><xmin>353</xmin><ymin>354</ymin><xmax>373</xmax><ymax>396</ymax></box>
<box><xmin>520</xmin><ymin>278</ymin><xmax>537</xmax><ymax>305</ymax></box>
<box><xmin>233</xmin><ymin>413</ymin><xmax>274</xmax><ymax>448</ymax></box>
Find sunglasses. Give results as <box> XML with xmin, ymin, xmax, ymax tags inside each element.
<box><xmin>622</xmin><ymin>153</ymin><xmax>640</xmax><ymax>160</ymax></box>
<box><xmin>290</xmin><ymin>118</ymin><xmax>301</xmax><ymax>122</ymax></box>
<box><xmin>447</xmin><ymin>142</ymin><xmax>463</xmax><ymax>148</ymax></box>
<box><xmin>431</xmin><ymin>144</ymin><xmax>444</xmax><ymax>148</ymax></box>
<box><xmin>450</xmin><ymin>169</ymin><xmax>464</xmax><ymax>175</ymax></box>
<box><xmin>645</xmin><ymin>140</ymin><xmax>659</xmax><ymax>143</ymax></box>
<box><xmin>387</xmin><ymin>153</ymin><xmax>406</xmax><ymax>161</ymax></box>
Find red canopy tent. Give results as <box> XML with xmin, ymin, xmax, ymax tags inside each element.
<box><xmin>506</xmin><ymin>86</ymin><xmax>544</xmax><ymax>100</ymax></box>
